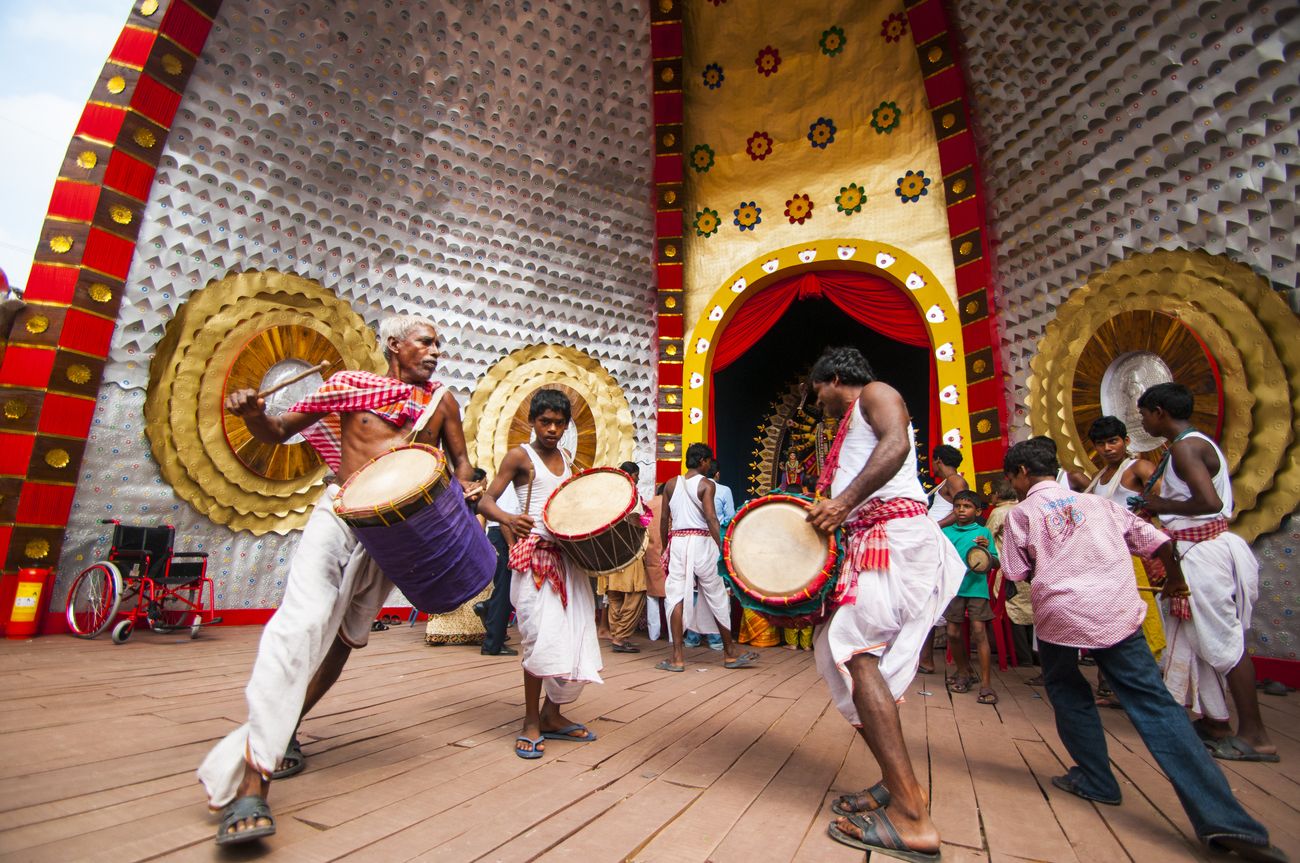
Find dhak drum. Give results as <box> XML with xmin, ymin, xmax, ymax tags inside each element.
<box><xmin>965</xmin><ymin>545</ymin><xmax>993</xmax><ymax>573</ymax></box>
<box><xmin>334</xmin><ymin>444</ymin><xmax>495</xmax><ymax>614</ymax></box>
<box><xmin>543</xmin><ymin>467</ymin><xmax>648</xmax><ymax>574</ymax></box>
<box><xmin>723</xmin><ymin>493</ymin><xmax>841</xmax><ymax>626</ymax></box>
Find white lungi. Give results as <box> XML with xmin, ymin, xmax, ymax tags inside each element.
<box><xmin>1161</xmin><ymin>532</ymin><xmax>1259</xmax><ymax>721</ymax></box>
<box><xmin>511</xmin><ymin>557</ymin><xmax>603</xmax><ymax>704</ymax></box>
<box><xmin>197</xmin><ymin>487</ymin><xmax>393</xmax><ymax>808</ymax></box>
<box><xmin>665</xmin><ymin>533</ymin><xmax>730</xmax><ymax>632</ymax></box>
<box><xmin>815</xmin><ymin>515</ymin><xmax>963</xmax><ymax>723</ymax></box>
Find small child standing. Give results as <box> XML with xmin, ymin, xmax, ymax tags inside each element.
<box><xmin>937</xmin><ymin>490</ymin><xmax>999</xmax><ymax>704</ymax></box>
<box><xmin>999</xmin><ymin>439</ymin><xmax>1283</xmax><ymax>862</ymax></box>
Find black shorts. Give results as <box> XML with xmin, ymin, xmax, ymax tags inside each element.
<box><xmin>943</xmin><ymin>595</ymin><xmax>993</xmax><ymax>624</ymax></box>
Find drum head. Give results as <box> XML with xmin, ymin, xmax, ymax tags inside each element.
<box><xmin>728</xmin><ymin>499</ymin><xmax>831</xmax><ymax>600</ymax></box>
<box><xmin>337</xmin><ymin>446</ymin><xmax>445</xmax><ymax>513</ymax></box>
<box><xmin>966</xmin><ymin>545</ymin><xmax>992</xmax><ymax>573</ymax></box>
<box><xmin>545</xmin><ymin>469</ymin><xmax>637</xmax><ymax>539</ymax></box>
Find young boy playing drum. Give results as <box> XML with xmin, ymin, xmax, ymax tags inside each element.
<box><xmin>477</xmin><ymin>389</ymin><xmax>604</xmax><ymax>759</ymax></box>
<box><xmin>1000</xmin><ymin>438</ymin><xmax>1283</xmax><ymax>862</ymax></box>
<box><xmin>933</xmin><ymin>490</ymin><xmax>999</xmax><ymax>704</ymax></box>
<box><xmin>199</xmin><ymin>315</ymin><xmax>476</xmax><ymax>846</ymax></box>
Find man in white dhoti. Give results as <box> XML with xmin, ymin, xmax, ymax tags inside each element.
<box><xmin>477</xmin><ymin>388</ymin><xmax>603</xmax><ymax>759</ymax></box>
<box><xmin>199</xmin><ymin>315</ymin><xmax>477</xmax><ymax>845</ymax></box>
<box><xmin>804</xmin><ymin>347</ymin><xmax>963</xmax><ymax>861</ymax></box>
<box><xmin>656</xmin><ymin>443</ymin><xmax>756</xmax><ymax>672</ymax></box>
<box><xmin>1136</xmin><ymin>382</ymin><xmax>1278</xmax><ymax>762</ymax></box>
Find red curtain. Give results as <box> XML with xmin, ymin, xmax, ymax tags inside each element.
<box><xmin>709</xmin><ymin>270</ymin><xmax>939</xmax><ymax>458</ymax></box>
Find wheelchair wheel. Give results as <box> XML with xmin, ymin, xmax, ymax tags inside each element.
<box><xmin>110</xmin><ymin>619</ymin><xmax>133</xmax><ymax>644</ymax></box>
<box><xmin>66</xmin><ymin>562</ymin><xmax>123</xmax><ymax>638</ymax></box>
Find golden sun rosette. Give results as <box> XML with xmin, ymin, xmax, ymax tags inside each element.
<box><xmin>145</xmin><ymin>271</ymin><xmax>384</xmax><ymax>534</ymax></box>
<box><xmin>1028</xmin><ymin>250</ymin><xmax>1300</xmax><ymax>541</ymax></box>
<box><xmin>463</xmin><ymin>344</ymin><xmax>634</xmax><ymax>476</ymax></box>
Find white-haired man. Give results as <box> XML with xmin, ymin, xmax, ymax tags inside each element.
<box><xmin>198</xmin><ymin>314</ymin><xmax>474</xmax><ymax>846</ymax></box>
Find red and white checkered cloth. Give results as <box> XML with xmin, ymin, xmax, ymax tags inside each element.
<box><xmin>832</xmin><ymin>498</ymin><xmax>929</xmax><ymax>608</ymax></box>
<box><xmin>508</xmin><ymin>534</ymin><xmax>567</xmax><ymax>607</ymax></box>
<box><xmin>288</xmin><ymin>370</ymin><xmax>440</xmax><ymax>472</ymax></box>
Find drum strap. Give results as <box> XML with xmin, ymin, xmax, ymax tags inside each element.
<box><xmin>833</xmin><ymin>498</ymin><xmax>929</xmax><ymax>608</ymax></box>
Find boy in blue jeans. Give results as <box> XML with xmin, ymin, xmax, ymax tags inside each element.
<box><xmin>1001</xmin><ymin>439</ymin><xmax>1283</xmax><ymax>862</ymax></box>
<box><xmin>933</xmin><ymin>490</ymin><xmax>999</xmax><ymax>704</ymax></box>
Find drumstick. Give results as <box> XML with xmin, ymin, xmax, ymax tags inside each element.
<box><xmin>254</xmin><ymin>361</ymin><xmax>332</xmax><ymax>399</ymax></box>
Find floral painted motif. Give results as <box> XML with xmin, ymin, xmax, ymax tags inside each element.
<box><xmin>807</xmin><ymin>117</ymin><xmax>837</xmax><ymax>149</ymax></box>
<box><xmin>835</xmin><ymin>183</ymin><xmax>866</xmax><ymax>214</ymax></box>
<box><xmin>895</xmin><ymin>170</ymin><xmax>931</xmax><ymax>203</ymax></box>
<box><xmin>870</xmin><ymin>101</ymin><xmax>902</xmax><ymax>134</ymax></box>
<box><xmin>702</xmin><ymin>63</ymin><xmax>724</xmax><ymax>90</ymax></box>
<box><xmin>819</xmin><ymin>26</ymin><xmax>846</xmax><ymax>56</ymax></box>
<box><xmin>755</xmin><ymin>46</ymin><xmax>781</xmax><ymax>77</ymax></box>
<box><xmin>881</xmin><ymin>12</ymin><xmax>909</xmax><ymax>43</ymax></box>
<box><xmin>746</xmin><ymin>131</ymin><xmax>774</xmax><ymax>161</ymax></box>
<box><xmin>691</xmin><ymin>144</ymin><xmax>716</xmax><ymax>173</ymax></box>
<box><xmin>733</xmin><ymin>201</ymin><xmax>762</xmax><ymax>231</ymax></box>
<box><xmin>784</xmin><ymin>194</ymin><xmax>814</xmax><ymax>224</ymax></box>
<box><xmin>694</xmin><ymin>208</ymin><xmax>721</xmax><ymax>237</ymax></box>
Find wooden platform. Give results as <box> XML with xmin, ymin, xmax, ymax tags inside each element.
<box><xmin>0</xmin><ymin>624</ymin><xmax>1295</xmax><ymax>862</ymax></box>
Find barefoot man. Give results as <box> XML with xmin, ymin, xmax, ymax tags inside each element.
<box><xmin>199</xmin><ymin>314</ymin><xmax>476</xmax><ymax>845</ymax></box>
<box><xmin>805</xmin><ymin>347</ymin><xmax>962</xmax><ymax>861</ymax></box>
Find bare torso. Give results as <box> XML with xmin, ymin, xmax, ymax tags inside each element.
<box><xmin>334</xmin><ymin>391</ymin><xmax>455</xmax><ymax>483</ymax></box>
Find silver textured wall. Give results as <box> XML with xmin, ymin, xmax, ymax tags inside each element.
<box><xmin>56</xmin><ymin>0</ymin><xmax>657</xmax><ymax>609</ymax></box>
<box><xmin>956</xmin><ymin>0</ymin><xmax>1300</xmax><ymax>659</ymax></box>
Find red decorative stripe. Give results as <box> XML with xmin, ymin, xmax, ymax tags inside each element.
<box><xmin>38</xmin><ymin>394</ymin><xmax>96</xmax><ymax>439</ymax></box>
<box><xmin>103</xmin><ymin>150</ymin><xmax>156</xmax><ymax>201</ymax></box>
<box><xmin>0</xmin><ymin>347</ymin><xmax>56</xmax><ymax>388</ymax></box>
<box><xmin>657</xmin><ymin>411</ymin><xmax>682</xmax><ymax>435</ymax></box>
<box><xmin>15</xmin><ymin>483</ymin><xmax>77</xmax><ymax>526</ymax></box>
<box><xmin>0</xmin><ymin>434</ymin><xmax>36</xmax><ymax>475</ymax></box>
<box><xmin>110</xmin><ymin>26</ymin><xmax>156</xmax><ymax>66</ymax></box>
<box><xmin>652</xmin><ymin>6</ymin><xmax>684</xmax><ymax>484</ymax></box>
<box><xmin>59</xmin><ymin>309</ymin><xmax>116</xmax><ymax>357</ymax></box>
<box><xmin>131</xmin><ymin>75</ymin><xmax>183</xmax><ymax>127</ymax></box>
<box><xmin>159</xmin><ymin>1</ymin><xmax>214</xmax><ymax>55</ymax></box>
<box><xmin>657</xmin><ymin>315</ymin><xmax>683</xmax><ymax>338</ymax></box>
<box><xmin>48</xmin><ymin>181</ymin><xmax>102</xmax><ymax>222</ymax></box>
<box><xmin>75</xmin><ymin>103</ymin><xmax>127</xmax><ymax>142</ymax></box>
<box><xmin>82</xmin><ymin>228</ymin><xmax>136</xmax><ymax>280</ymax></box>
<box><xmin>23</xmin><ymin>265</ymin><xmax>80</xmax><ymax>305</ymax></box>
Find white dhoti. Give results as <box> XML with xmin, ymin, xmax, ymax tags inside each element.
<box><xmin>1161</xmin><ymin>532</ymin><xmax>1259</xmax><ymax>721</ymax></box>
<box><xmin>665</xmin><ymin>533</ymin><xmax>730</xmax><ymax>632</ymax></box>
<box><xmin>815</xmin><ymin>515</ymin><xmax>963</xmax><ymax>723</ymax></box>
<box><xmin>196</xmin><ymin>488</ymin><xmax>393</xmax><ymax>808</ymax></box>
<box><xmin>511</xmin><ymin>558</ymin><xmax>603</xmax><ymax>704</ymax></box>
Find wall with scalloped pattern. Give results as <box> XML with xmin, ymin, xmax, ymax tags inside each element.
<box><xmin>55</xmin><ymin>0</ymin><xmax>657</xmax><ymax>610</ymax></box>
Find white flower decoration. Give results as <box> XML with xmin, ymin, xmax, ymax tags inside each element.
<box><xmin>708</xmin><ymin>305</ymin><xmax>724</xmax><ymax>321</ymax></box>
<box><xmin>939</xmin><ymin>385</ymin><xmax>960</xmax><ymax>404</ymax></box>
<box><xmin>689</xmin><ymin>408</ymin><xmax>703</xmax><ymax>424</ymax></box>
<box><xmin>935</xmin><ymin>342</ymin><xmax>955</xmax><ymax>362</ymax></box>
<box><xmin>695</xmin><ymin>337</ymin><xmax>710</xmax><ymax>354</ymax></box>
<box><xmin>797</xmin><ymin>249</ymin><xmax>817</xmax><ymax>264</ymax></box>
<box><xmin>875</xmin><ymin>252</ymin><xmax>896</xmax><ymax>269</ymax></box>
<box><xmin>689</xmin><ymin>372</ymin><xmax>704</xmax><ymax>389</ymax></box>
<box><xmin>925</xmin><ymin>305</ymin><xmax>946</xmax><ymax>323</ymax></box>
<box><xmin>730</xmin><ymin>277</ymin><xmax>747</xmax><ymax>293</ymax></box>
<box><xmin>905</xmin><ymin>272</ymin><xmax>926</xmax><ymax>291</ymax></box>
<box><xmin>762</xmin><ymin>258</ymin><xmax>781</xmax><ymax>274</ymax></box>
<box><xmin>836</xmin><ymin>245</ymin><xmax>857</xmax><ymax>260</ymax></box>
<box><xmin>943</xmin><ymin>428</ymin><xmax>963</xmax><ymax>448</ymax></box>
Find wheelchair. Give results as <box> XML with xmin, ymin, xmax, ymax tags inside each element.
<box><xmin>65</xmin><ymin>519</ymin><xmax>222</xmax><ymax>644</ymax></box>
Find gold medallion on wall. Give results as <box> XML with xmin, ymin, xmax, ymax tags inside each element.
<box><xmin>463</xmin><ymin>344</ymin><xmax>634</xmax><ymax>474</ymax></box>
<box><xmin>145</xmin><ymin>271</ymin><xmax>384</xmax><ymax>534</ymax></box>
<box><xmin>1028</xmin><ymin>249</ymin><xmax>1300</xmax><ymax>541</ymax></box>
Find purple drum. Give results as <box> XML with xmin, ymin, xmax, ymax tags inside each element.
<box><xmin>334</xmin><ymin>444</ymin><xmax>494</xmax><ymax>614</ymax></box>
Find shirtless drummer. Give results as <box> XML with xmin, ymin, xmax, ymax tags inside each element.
<box><xmin>198</xmin><ymin>314</ymin><xmax>475</xmax><ymax>845</ymax></box>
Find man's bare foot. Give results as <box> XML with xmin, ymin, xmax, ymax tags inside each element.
<box><xmin>517</xmin><ymin>720</ymin><xmax>546</xmax><ymax>753</ymax></box>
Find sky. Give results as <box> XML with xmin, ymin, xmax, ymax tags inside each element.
<box><xmin>0</xmin><ymin>0</ymin><xmax>136</xmax><ymax>291</ymax></box>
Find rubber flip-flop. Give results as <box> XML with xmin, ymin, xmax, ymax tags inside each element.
<box><xmin>655</xmin><ymin>660</ymin><xmax>685</xmax><ymax>672</ymax></box>
<box><xmin>977</xmin><ymin>688</ymin><xmax>999</xmax><ymax>705</ymax></box>
<box><xmin>831</xmin><ymin>781</ymin><xmax>891</xmax><ymax>817</ymax></box>
<box><xmin>215</xmin><ymin>795</ymin><xmax>276</xmax><ymax>846</ymax></box>
<box><xmin>269</xmin><ymin>735</ymin><xmax>305</xmax><ymax>780</ymax></box>
<box><xmin>514</xmin><ymin>735</ymin><xmax>545</xmax><ymax>759</ymax></box>
<box><xmin>723</xmin><ymin>656</ymin><xmax>757</xmax><ymax>669</ymax></box>
<box><xmin>826</xmin><ymin>810</ymin><xmax>940</xmax><ymax>862</ymax></box>
<box><xmin>1208</xmin><ymin>736</ymin><xmax>1281</xmax><ymax>763</ymax></box>
<box><xmin>541</xmin><ymin>723</ymin><xmax>597</xmax><ymax>742</ymax></box>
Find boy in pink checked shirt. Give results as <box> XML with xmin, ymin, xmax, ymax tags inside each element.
<box><xmin>1000</xmin><ymin>439</ymin><xmax>1283</xmax><ymax>863</ymax></box>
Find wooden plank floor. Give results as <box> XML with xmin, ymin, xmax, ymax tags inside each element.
<box><xmin>0</xmin><ymin>624</ymin><xmax>1295</xmax><ymax>862</ymax></box>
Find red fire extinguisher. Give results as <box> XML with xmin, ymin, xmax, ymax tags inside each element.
<box><xmin>7</xmin><ymin>568</ymin><xmax>55</xmax><ymax>639</ymax></box>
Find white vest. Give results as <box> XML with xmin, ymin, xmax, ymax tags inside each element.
<box><xmin>831</xmin><ymin>399</ymin><xmax>926</xmax><ymax>509</ymax></box>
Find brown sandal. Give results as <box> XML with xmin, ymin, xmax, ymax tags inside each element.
<box><xmin>977</xmin><ymin>687</ymin><xmax>998</xmax><ymax>705</ymax></box>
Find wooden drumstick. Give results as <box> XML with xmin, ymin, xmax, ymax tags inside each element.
<box><xmin>254</xmin><ymin>361</ymin><xmax>332</xmax><ymax>400</ymax></box>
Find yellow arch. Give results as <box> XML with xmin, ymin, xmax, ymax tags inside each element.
<box><xmin>680</xmin><ymin>239</ymin><xmax>973</xmax><ymax>472</ymax></box>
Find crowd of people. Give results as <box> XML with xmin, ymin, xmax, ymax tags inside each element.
<box><xmin>199</xmin><ymin>317</ymin><xmax>1284</xmax><ymax>862</ymax></box>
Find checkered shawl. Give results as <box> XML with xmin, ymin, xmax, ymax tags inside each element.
<box><xmin>288</xmin><ymin>370</ymin><xmax>440</xmax><ymax>473</ymax></box>
<box><xmin>507</xmin><ymin>534</ymin><xmax>566</xmax><ymax>607</ymax></box>
<box><xmin>833</xmin><ymin>498</ymin><xmax>930</xmax><ymax>607</ymax></box>
<box><xmin>1158</xmin><ymin>517</ymin><xmax>1229</xmax><ymax>621</ymax></box>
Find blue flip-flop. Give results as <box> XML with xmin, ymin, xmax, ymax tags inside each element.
<box><xmin>541</xmin><ymin>723</ymin><xmax>597</xmax><ymax>742</ymax></box>
<box><xmin>515</xmin><ymin>735</ymin><xmax>545</xmax><ymax>759</ymax></box>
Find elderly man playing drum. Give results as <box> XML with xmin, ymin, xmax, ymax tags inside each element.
<box><xmin>199</xmin><ymin>314</ymin><xmax>475</xmax><ymax>846</ymax></box>
<box><xmin>804</xmin><ymin>346</ymin><xmax>962</xmax><ymax>861</ymax></box>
